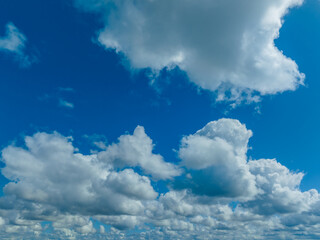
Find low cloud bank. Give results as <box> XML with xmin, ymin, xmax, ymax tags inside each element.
<box><xmin>0</xmin><ymin>119</ymin><xmax>319</xmax><ymax>239</ymax></box>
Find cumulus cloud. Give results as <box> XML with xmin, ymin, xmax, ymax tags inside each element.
<box><xmin>74</xmin><ymin>0</ymin><xmax>305</xmax><ymax>98</ymax></box>
<box><xmin>245</xmin><ymin>158</ymin><xmax>319</xmax><ymax>215</ymax></box>
<box><xmin>98</xmin><ymin>126</ymin><xmax>181</xmax><ymax>180</ymax></box>
<box><xmin>0</xmin><ymin>120</ymin><xmax>320</xmax><ymax>239</ymax></box>
<box><xmin>176</xmin><ymin>119</ymin><xmax>258</xmax><ymax>199</ymax></box>
<box><xmin>1</xmin><ymin>131</ymin><xmax>158</xmax><ymax>217</ymax></box>
<box><xmin>0</xmin><ymin>22</ymin><xmax>35</xmax><ymax>67</ymax></box>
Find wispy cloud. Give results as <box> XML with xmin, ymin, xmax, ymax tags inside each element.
<box><xmin>58</xmin><ymin>87</ymin><xmax>75</xmax><ymax>92</ymax></box>
<box><xmin>59</xmin><ymin>98</ymin><xmax>74</xmax><ymax>109</ymax></box>
<box><xmin>38</xmin><ymin>87</ymin><xmax>75</xmax><ymax>109</ymax></box>
<box><xmin>0</xmin><ymin>22</ymin><xmax>36</xmax><ymax>67</ymax></box>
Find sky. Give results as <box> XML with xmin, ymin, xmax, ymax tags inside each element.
<box><xmin>1</xmin><ymin>0</ymin><xmax>320</xmax><ymax>239</ymax></box>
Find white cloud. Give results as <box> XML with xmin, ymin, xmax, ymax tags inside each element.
<box><xmin>0</xmin><ymin>23</ymin><xmax>25</xmax><ymax>53</ymax></box>
<box><xmin>98</xmin><ymin>126</ymin><xmax>181</xmax><ymax>180</ymax></box>
<box><xmin>95</xmin><ymin>215</ymin><xmax>140</xmax><ymax>230</ymax></box>
<box><xmin>245</xmin><ymin>158</ymin><xmax>319</xmax><ymax>215</ymax></box>
<box><xmin>75</xmin><ymin>0</ymin><xmax>305</xmax><ymax>98</ymax></box>
<box><xmin>177</xmin><ymin>119</ymin><xmax>258</xmax><ymax>199</ymax></box>
<box><xmin>52</xmin><ymin>215</ymin><xmax>96</xmax><ymax>236</ymax></box>
<box><xmin>0</xmin><ymin>120</ymin><xmax>320</xmax><ymax>239</ymax></box>
<box><xmin>1</xmin><ymin>131</ymin><xmax>158</xmax><ymax>217</ymax></box>
<box><xmin>0</xmin><ymin>22</ymin><xmax>34</xmax><ymax>67</ymax></box>
<box><xmin>175</xmin><ymin>119</ymin><xmax>319</xmax><ymax>216</ymax></box>
<box><xmin>39</xmin><ymin>88</ymin><xmax>76</xmax><ymax>109</ymax></box>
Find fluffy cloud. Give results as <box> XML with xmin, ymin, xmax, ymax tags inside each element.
<box><xmin>175</xmin><ymin>119</ymin><xmax>318</xmax><ymax>213</ymax></box>
<box><xmin>1</xmin><ymin>131</ymin><xmax>158</xmax><ymax>217</ymax></box>
<box><xmin>0</xmin><ymin>22</ymin><xmax>34</xmax><ymax>67</ymax></box>
<box><xmin>177</xmin><ymin>119</ymin><xmax>257</xmax><ymax>199</ymax></box>
<box><xmin>245</xmin><ymin>158</ymin><xmax>319</xmax><ymax>215</ymax></box>
<box><xmin>0</xmin><ymin>120</ymin><xmax>320</xmax><ymax>239</ymax></box>
<box><xmin>74</xmin><ymin>0</ymin><xmax>305</xmax><ymax>98</ymax></box>
<box><xmin>98</xmin><ymin>126</ymin><xmax>181</xmax><ymax>180</ymax></box>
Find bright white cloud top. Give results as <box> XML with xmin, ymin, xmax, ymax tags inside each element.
<box><xmin>1</xmin><ymin>119</ymin><xmax>319</xmax><ymax>239</ymax></box>
<box><xmin>75</xmin><ymin>0</ymin><xmax>305</xmax><ymax>98</ymax></box>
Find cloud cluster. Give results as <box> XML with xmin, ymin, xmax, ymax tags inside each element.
<box><xmin>1</xmin><ymin>130</ymin><xmax>163</xmax><ymax>217</ymax></box>
<box><xmin>1</xmin><ymin>119</ymin><xmax>320</xmax><ymax>239</ymax></box>
<box><xmin>0</xmin><ymin>22</ymin><xmax>34</xmax><ymax>67</ymax></box>
<box><xmin>74</xmin><ymin>0</ymin><xmax>305</xmax><ymax>99</ymax></box>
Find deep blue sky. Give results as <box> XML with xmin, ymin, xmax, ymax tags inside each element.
<box><xmin>0</xmin><ymin>0</ymin><xmax>320</xmax><ymax>192</ymax></box>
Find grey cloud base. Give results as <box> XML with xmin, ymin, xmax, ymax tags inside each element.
<box><xmin>0</xmin><ymin>119</ymin><xmax>320</xmax><ymax>239</ymax></box>
<box><xmin>75</xmin><ymin>0</ymin><xmax>305</xmax><ymax>99</ymax></box>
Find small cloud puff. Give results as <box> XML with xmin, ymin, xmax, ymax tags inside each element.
<box><xmin>59</xmin><ymin>98</ymin><xmax>74</xmax><ymax>109</ymax></box>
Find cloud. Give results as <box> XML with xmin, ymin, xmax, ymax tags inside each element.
<box><xmin>0</xmin><ymin>22</ymin><xmax>35</xmax><ymax>67</ymax></box>
<box><xmin>98</xmin><ymin>126</ymin><xmax>181</xmax><ymax>180</ymax></box>
<box><xmin>245</xmin><ymin>158</ymin><xmax>319</xmax><ymax>215</ymax></box>
<box><xmin>58</xmin><ymin>88</ymin><xmax>75</xmax><ymax>109</ymax></box>
<box><xmin>1</xmin><ymin>131</ymin><xmax>158</xmax><ymax>217</ymax></box>
<box><xmin>1</xmin><ymin>120</ymin><xmax>320</xmax><ymax>239</ymax></box>
<box><xmin>59</xmin><ymin>98</ymin><xmax>74</xmax><ymax>109</ymax></box>
<box><xmin>176</xmin><ymin>119</ymin><xmax>258</xmax><ymax>199</ymax></box>
<box><xmin>74</xmin><ymin>0</ymin><xmax>305</xmax><ymax>99</ymax></box>
<box><xmin>39</xmin><ymin>87</ymin><xmax>75</xmax><ymax>109</ymax></box>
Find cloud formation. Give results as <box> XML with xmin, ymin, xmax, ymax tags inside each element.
<box><xmin>177</xmin><ymin>119</ymin><xmax>257</xmax><ymax>199</ymax></box>
<box><xmin>1</xmin><ymin>132</ymin><xmax>157</xmax><ymax>217</ymax></box>
<box><xmin>98</xmin><ymin>126</ymin><xmax>181</xmax><ymax>180</ymax></box>
<box><xmin>74</xmin><ymin>0</ymin><xmax>305</xmax><ymax>99</ymax></box>
<box><xmin>0</xmin><ymin>22</ymin><xmax>34</xmax><ymax>67</ymax></box>
<box><xmin>0</xmin><ymin>119</ymin><xmax>319</xmax><ymax>239</ymax></box>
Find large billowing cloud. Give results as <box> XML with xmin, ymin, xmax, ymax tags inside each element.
<box><xmin>0</xmin><ymin>119</ymin><xmax>319</xmax><ymax>239</ymax></box>
<box><xmin>74</xmin><ymin>0</ymin><xmax>305</xmax><ymax>98</ymax></box>
<box><xmin>177</xmin><ymin>119</ymin><xmax>258</xmax><ymax>199</ymax></box>
<box><xmin>1</xmin><ymin>131</ymin><xmax>158</xmax><ymax>216</ymax></box>
<box><xmin>0</xmin><ymin>22</ymin><xmax>34</xmax><ymax>67</ymax></box>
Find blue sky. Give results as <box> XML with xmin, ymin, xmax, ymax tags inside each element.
<box><xmin>1</xmin><ymin>0</ymin><xmax>320</xmax><ymax>239</ymax></box>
